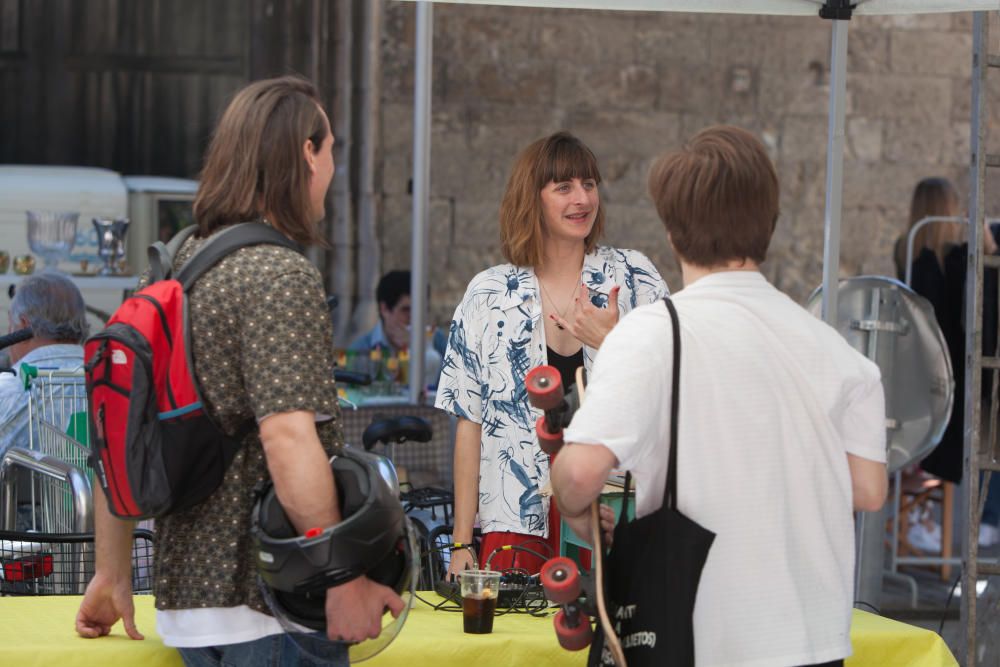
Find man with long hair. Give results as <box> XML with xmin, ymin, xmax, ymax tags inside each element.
<box><xmin>75</xmin><ymin>76</ymin><xmax>402</xmax><ymax>666</ymax></box>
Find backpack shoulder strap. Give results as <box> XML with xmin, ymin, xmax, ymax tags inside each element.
<box><xmin>148</xmin><ymin>225</ymin><xmax>199</xmax><ymax>283</ymax></box>
<box><xmin>175</xmin><ymin>222</ymin><xmax>303</xmax><ymax>291</ymax></box>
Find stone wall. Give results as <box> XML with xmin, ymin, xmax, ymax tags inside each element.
<box><xmin>377</xmin><ymin>4</ymin><xmax>997</xmax><ymax>328</ymax></box>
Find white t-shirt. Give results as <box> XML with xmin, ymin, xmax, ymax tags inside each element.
<box><xmin>157</xmin><ymin>412</ymin><xmax>332</xmax><ymax>648</ymax></box>
<box><xmin>157</xmin><ymin>607</ymin><xmax>284</xmax><ymax>648</ymax></box>
<box><xmin>564</xmin><ymin>271</ymin><xmax>886</xmax><ymax>667</ymax></box>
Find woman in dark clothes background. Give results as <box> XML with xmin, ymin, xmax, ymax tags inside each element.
<box><xmin>895</xmin><ymin>177</ymin><xmax>1000</xmax><ymax>548</ymax></box>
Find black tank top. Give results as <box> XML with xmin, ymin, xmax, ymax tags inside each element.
<box><xmin>546</xmin><ymin>346</ymin><xmax>583</xmax><ymax>393</ymax></box>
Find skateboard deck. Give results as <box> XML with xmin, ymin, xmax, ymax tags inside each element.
<box><xmin>577</xmin><ymin>366</ymin><xmax>626</xmax><ymax>667</ymax></box>
<box><xmin>525</xmin><ymin>363</ymin><xmax>626</xmax><ymax>667</ymax></box>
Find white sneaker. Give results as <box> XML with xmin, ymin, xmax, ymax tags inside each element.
<box><xmin>908</xmin><ymin>520</ymin><xmax>942</xmax><ymax>552</ymax></box>
<box><xmin>979</xmin><ymin>523</ymin><xmax>1000</xmax><ymax>548</ymax></box>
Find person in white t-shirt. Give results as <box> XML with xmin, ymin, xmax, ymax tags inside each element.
<box><xmin>552</xmin><ymin>125</ymin><xmax>888</xmax><ymax>667</ymax></box>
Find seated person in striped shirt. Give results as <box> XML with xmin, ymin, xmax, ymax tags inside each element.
<box><xmin>349</xmin><ymin>270</ymin><xmax>442</xmax><ymax>388</ymax></box>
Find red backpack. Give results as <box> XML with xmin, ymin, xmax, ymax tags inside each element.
<box><xmin>85</xmin><ymin>223</ymin><xmax>300</xmax><ymax>519</ymax></box>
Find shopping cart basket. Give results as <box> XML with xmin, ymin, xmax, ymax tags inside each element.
<box><xmin>12</xmin><ymin>365</ymin><xmax>93</xmax><ymax>533</ymax></box>
<box><xmin>0</xmin><ymin>528</ymin><xmax>154</xmax><ymax>595</ymax></box>
<box><xmin>0</xmin><ymin>448</ymin><xmax>93</xmax><ymax>534</ymax></box>
<box><xmin>24</xmin><ymin>364</ymin><xmax>90</xmax><ymax>473</ymax></box>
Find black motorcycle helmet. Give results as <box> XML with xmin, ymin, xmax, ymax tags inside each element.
<box><xmin>251</xmin><ymin>447</ymin><xmax>416</xmax><ymax>634</ymax></box>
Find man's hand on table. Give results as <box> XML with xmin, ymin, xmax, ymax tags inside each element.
<box><xmin>75</xmin><ymin>570</ymin><xmax>144</xmax><ymax>640</ymax></box>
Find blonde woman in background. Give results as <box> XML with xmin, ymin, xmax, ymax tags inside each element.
<box><xmin>895</xmin><ymin>177</ymin><xmax>1000</xmax><ymax>550</ymax></box>
<box><xmin>893</xmin><ymin>177</ymin><xmax>966</xmax><ymax>282</ymax></box>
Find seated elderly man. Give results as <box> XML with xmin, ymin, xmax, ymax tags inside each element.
<box><xmin>350</xmin><ymin>270</ymin><xmax>442</xmax><ymax>387</ymax></box>
<box><xmin>0</xmin><ymin>273</ymin><xmax>88</xmax><ymax>458</ymax></box>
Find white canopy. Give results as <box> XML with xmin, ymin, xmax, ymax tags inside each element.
<box><xmin>398</xmin><ymin>0</ymin><xmax>994</xmax><ymax>635</ymax></box>
<box><xmin>402</xmin><ymin>0</ymin><xmax>995</xmax><ymax>402</ymax></box>
<box><xmin>415</xmin><ymin>0</ymin><xmax>996</xmax><ymax>15</ymax></box>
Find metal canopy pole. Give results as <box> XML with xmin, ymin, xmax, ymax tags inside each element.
<box><xmin>818</xmin><ymin>15</ymin><xmax>884</xmax><ymax>609</ymax></box>
<box><xmin>820</xmin><ymin>18</ymin><xmax>848</xmax><ymax>326</ymax></box>
<box><xmin>409</xmin><ymin>1</ymin><xmax>433</xmax><ymax>404</ymax></box>
<box><xmin>961</xmin><ymin>12</ymin><xmax>988</xmax><ymax>661</ymax></box>
<box><xmin>819</xmin><ymin>14</ymin><xmax>885</xmax><ymax>613</ymax></box>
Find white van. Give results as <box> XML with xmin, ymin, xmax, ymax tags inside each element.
<box><xmin>0</xmin><ymin>165</ymin><xmax>197</xmax><ymax>325</ymax></box>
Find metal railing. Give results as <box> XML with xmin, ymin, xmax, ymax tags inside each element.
<box><xmin>0</xmin><ymin>447</ymin><xmax>93</xmax><ymax>533</ymax></box>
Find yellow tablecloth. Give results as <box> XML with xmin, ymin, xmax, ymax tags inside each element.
<box><xmin>0</xmin><ymin>595</ymin><xmax>957</xmax><ymax>667</ymax></box>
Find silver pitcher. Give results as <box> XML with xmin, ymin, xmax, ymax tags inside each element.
<box><xmin>92</xmin><ymin>218</ymin><xmax>130</xmax><ymax>276</ymax></box>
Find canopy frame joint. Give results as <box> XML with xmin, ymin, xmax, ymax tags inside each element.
<box><xmin>819</xmin><ymin>0</ymin><xmax>855</xmax><ymax>20</ymax></box>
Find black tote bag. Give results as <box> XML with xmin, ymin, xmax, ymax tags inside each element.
<box><xmin>588</xmin><ymin>297</ymin><xmax>716</xmax><ymax>667</ymax></box>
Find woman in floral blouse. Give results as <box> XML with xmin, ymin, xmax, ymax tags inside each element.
<box><xmin>436</xmin><ymin>131</ymin><xmax>669</xmax><ymax>576</ymax></box>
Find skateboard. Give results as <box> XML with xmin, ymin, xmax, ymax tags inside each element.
<box><xmin>525</xmin><ymin>364</ymin><xmax>627</xmax><ymax>667</ymax></box>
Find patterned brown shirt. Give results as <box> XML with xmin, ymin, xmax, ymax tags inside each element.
<box><xmin>151</xmin><ymin>230</ymin><xmax>342</xmax><ymax>612</ymax></box>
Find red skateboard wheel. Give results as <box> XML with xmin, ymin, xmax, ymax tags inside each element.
<box><xmin>540</xmin><ymin>556</ymin><xmax>581</xmax><ymax>603</ymax></box>
<box><xmin>526</xmin><ymin>365</ymin><xmax>563</xmax><ymax>411</ymax></box>
<box><xmin>535</xmin><ymin>416</ymin><xmax>563</xmax><ymax>455</ymax></box>
<box><xmin>554</xmin><ymin>608</ymin><xmax>593</xmax><ymax>651</ymax></box>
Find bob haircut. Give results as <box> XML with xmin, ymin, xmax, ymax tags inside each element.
<box><xmin>897</xmin><ymin>177</ymin><xmax>962</xmax><ymax>271</ymax></box>
<box><xmin>648</xmin><ymin>125</ymin><xmax>779</xmax><ymax>268</ymax></box>
<box><xmin>499</xmin><ymin>131</ymin><xmax>606</xmax><ymax>268</ymax></box>
<box><xmin>194</xmin><ymin>75</ymin><xmax>329</xmax><ymax>246</ymax></box>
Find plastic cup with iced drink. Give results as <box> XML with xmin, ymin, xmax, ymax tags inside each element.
<box><xmin>458</xmin><ymin>569</ymin><xmax>500</xmax><ymax>634</ymax></box>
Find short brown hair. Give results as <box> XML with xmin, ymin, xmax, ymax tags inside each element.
<box><xmin>499</xmin><ymin>131</ymin><xmax>606</xmax><ymax>267</ymax></box>
<box><xmin>194</xmin><ymin>76</ymin><xmax>329</xmax><ymax>245</ymax></box>
<box><xmin>648</xmin><ymin>125</ymin><xmax>779</xmax><ymax>267</ymax></box>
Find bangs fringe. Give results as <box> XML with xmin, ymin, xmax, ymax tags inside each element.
<box><xmin>536</xmin><ymin>136</ymin><xmax>602</xmax><ymax>189</ymax></box>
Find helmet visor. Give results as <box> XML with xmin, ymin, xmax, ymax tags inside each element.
<box><xmin>348</xmin><ymin>517</ymin><xmax>419</xmax><ymax>663</ymax></box>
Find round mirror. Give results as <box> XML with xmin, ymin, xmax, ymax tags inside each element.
<box><xmin>806</xmin><ymin>276</ymin><xmax>953</xmax><ymax>473</ymax></box>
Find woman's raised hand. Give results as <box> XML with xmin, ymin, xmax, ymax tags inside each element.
<box><xmin>550</xmin><ymin>284</ymin><xmax>621</xmax><ymax>349</ymax></box>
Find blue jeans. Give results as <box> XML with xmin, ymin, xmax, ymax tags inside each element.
<box><xmin>178</xmin><ymin>633</ymin><xmax>348</xmax><ymax>667</ymax></box>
